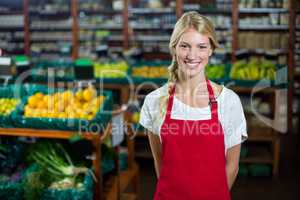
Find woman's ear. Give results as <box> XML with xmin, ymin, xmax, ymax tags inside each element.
<box><xmin>208</xmin><ymin>49</ymin><xmax>213</xmax><ymax>57</ymax></box>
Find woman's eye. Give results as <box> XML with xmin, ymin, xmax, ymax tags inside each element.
<box><xmin>199</xmin><ymin>46</ymin><xmax>208</xmax><ymax>49</ymax></box>
<box><xmin>180</xmin><ymin>45</ymin><xmax>188</xmax><ymax>48</ymax></box>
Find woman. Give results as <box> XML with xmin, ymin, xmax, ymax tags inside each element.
<box><xmin>139</xmin><ymin>11</ymin><xmax>247</xmax><ymax>200</ymax></box>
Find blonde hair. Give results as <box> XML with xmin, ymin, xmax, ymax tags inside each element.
<box><xmin>157</xmin><ymin>11</ymin><xmax>219</xmax><ymax>122</ymax></box>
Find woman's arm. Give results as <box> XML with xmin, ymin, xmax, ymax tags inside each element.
<box><xmin>147</xmin><ymin>131</ymin><xmax>162</xmax><ymax>178</ymax></box>
<box><xmin>226</xmin><ymin>144</ymin><xmax>241</xmax><ymax>190</ymax></box>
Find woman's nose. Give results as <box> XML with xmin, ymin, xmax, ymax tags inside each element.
<box><xmin>186</xmin><ymin>48</ymin><xmax>198</xmax><ymax>59</ymax></box>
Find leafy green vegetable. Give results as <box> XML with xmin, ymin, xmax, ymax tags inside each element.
<box><xmin>27</xmin><ymin>141</ymin><xmax>93</xmax><ymax>190</ymax></box>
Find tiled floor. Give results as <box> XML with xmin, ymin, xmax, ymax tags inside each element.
<box><xmin>136</xmin><ymin>132</ymin><xmax>300</xmax><ymax>200</ymax></box>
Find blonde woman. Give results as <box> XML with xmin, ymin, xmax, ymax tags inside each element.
<box><xmin>139</xmin><ymin>11</ymin><xmax>247</xmax><ymax>200</ymax></box>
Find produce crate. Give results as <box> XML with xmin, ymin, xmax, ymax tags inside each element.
<box><xmin>131</xmin><ymin>61</ymin><xmax>170</xmax><ymax>85</ymax></box>
<box><xmin>0</xmin><ymin>84</ymin><xmax>42</xmax><ymax>128</ymax></box>
<box><xmin>0</xmin><ymin>178</ymin><xmax>24</xmax><ymax>200</ymax></box>
<box><xmin>0</xmin><ymin>165</ymin><xmax>26</xmax><ymax>200</ymax></box>
<box><xmin>31</xmin><ymin>60</ymin><xmax>74</xmax><ymax>82</ymax></box>
<box><xmin>24</xmin><ymin>164</ymin><xmax>94</xmax><ymax>200</ymax></box>
<box><xmin>238</xmin><ymin>164</ymin><xmax>248</xmax><ymax>177</ymax></box>
<box><xmin>94</xmin><ymin>61</ymin><xmax>131</xmax><ymax>84</ymax></box>
<box><xmin>12</xmin><ymin>85</ymin><xmax>113</xmax><ymax>132</ymax></box>
<box><xmin>228</xmin><ymin>64</ymin><xmax>287</xmax><ymax>88</ymax></box>
<box><xmin>74</xmin><ymin>59</ymin><xmax>94</xmax><ymax>80</ymax></box>
<box><xmin>206</xmin><ymin>63</ymin><xmax>231</xmax><ymax>85</ymax></box>
<box><xmin>248</xmin><ymin>164</ymin><xmax>272</xmax><ymax>177</ymax></box>
<box><xmin>41</xmin><ymin>173</ymin><xmax>93</xmax><ymax>200</ymax></box>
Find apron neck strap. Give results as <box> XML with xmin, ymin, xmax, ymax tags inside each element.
<box><xmin>165</xmin><ymin>79</ymin><xmax>219</xmax><ymax>120</ymax></box>
<box><xmin>206</xmin><ymin>78</ymin><xmax>218</xmax><ymax>120</ymax></box>
<box><xmin>166</xmin><ymin>84</ymin><xmax>176</xmax><ymax>119</ymax></box>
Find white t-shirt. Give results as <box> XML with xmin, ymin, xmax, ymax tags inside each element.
<box><xmin>139</xmin><ymin>84</ymin><xmax>248</xmax><ymax>153</ymax></box>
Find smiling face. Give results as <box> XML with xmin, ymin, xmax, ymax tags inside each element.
<box><xmin>175</xmin><ymin>28</ymin><xmax>212</xmax><ymax>80</ymax></box>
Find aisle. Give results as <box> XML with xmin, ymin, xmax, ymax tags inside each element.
<box><xmin>137</xmin><ymin>132</ymin><xmax>300</xmax><ymax>200</ymax></box>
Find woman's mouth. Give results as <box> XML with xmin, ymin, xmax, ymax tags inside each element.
<box><xmin>184</xmin><ymin>61</ymin><xmax>201</xmax><ymax>68</ymax></box>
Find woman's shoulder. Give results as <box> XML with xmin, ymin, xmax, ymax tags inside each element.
<box><xmin>144</xmin><ymin>83</ymin><xmax>169</xmax><ymax>101</ymax></box>
<box><xmin>210</xmin><ymin>81</ymin><xmax>241</xmax><ymax>103</ymax></box>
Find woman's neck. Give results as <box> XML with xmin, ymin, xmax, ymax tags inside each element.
<box><xmin>177</xmin><ymin>71</ymin><xmax>207</xmax><ymax>96</ymax></box>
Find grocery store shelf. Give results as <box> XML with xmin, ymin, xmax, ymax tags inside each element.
<box><xmin>120</xmin><ymin>163</ymin><xmax>139</xmax><ymax>192</ymax></box>
<box><xmin>235</xmin><ymin>48</ymin><xmax>288</xmax><ymax>55</ymax></box>
<box><xmin>135</xmin><ymin>151</ymin><xmax>152</xmax><ymax>159</ymax></box>
<box><xmin>239</xmin><ymin>25</ymin><xmax>289</xmax><ymax>31</ymax></box>
<box><xmin>80</xmin><ymin>24</ymin><xmax>123</xmax><ymax>30</ymax></box>
<box><xmin>0</xmin><ymin>11</ymin><xmax>23</xmax><ymax>15</ymax></box>
<box><xmin>79</xmin><ymin>9</ymin><xmax>122</xmax><ymax>15</ymax></box>
<box><xmin>134</xmin><ymin>35</ymin><xmax>170</xmax><ymax>42</ymax></box>
<box><xmin>31</xmin><ymin>38</ymin><xmax>72</xmax><ymax>42</ymax></box>
<box><xmin>108</xmin><ymin>35</ymin><xmax>124</xmax><ymax>41</ymax></box>
<box><xmin>131</xmin><ymin>24</ymin><xmax>174</xmax><ymax>30</ymax></box>
<box><xmin>0</xmin><ymin>127</ymin><xmax>103</xmax><ymax>140</ymax></box>
<box><xmin>247</xmin><ymin>127</ymin><xmax>279</xmax><ymax>142</ymax></box>
<box><xmin>30</xmin><ymin>26</ymin><xmax>72</xmax><ymax>31</ymax></box>
<box><xmin>240</xmin><ymin>146</ymin><xmax>273</xmax><ymax>164</ymax></box>
<box><xmin>29</xmin><ymin>10</ymin><xmax>70</xmax><ymax>17</ymax></box>
<box><xmin>129</xmin><ymin>7</ymin><xmax>174</xmax><ymax>14</ymax></box>
<box><xmin>191</xmin><ymin>8</ymin><xmax>232</xmax><ymax>14</ymax></box>
<box><xmin>0</xmin><ymin>26</ymin><xmax>24</xmax><ymax>30</ymax></box>
<box><xmin>239</xmin><ymin>8</ymin><xmax>288</xmax><ymax>14</ymax></box>
<box><xmin>230</xmin><ymin>86</ymin><xmax>278</xmax><ymax>93</ymax></box>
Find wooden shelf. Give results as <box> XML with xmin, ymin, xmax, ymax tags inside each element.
<box><xmin>239</xmin><ymin>25</ymin><xmax>289</xmax><ymax>31</ymax></box>
<box><xmin>239</xmin><ymin>8</ymin><xmax>288</xmax><ymax>13</ymax></box>
<box><xmin>0</xmin><ymin>127</ymin><xmax>101</xmax><ymax>140</ymax></box>
<box><xmin>247</xmin><ymin>127</ymin><xmax>279</xmax><ymax>142</ymax></box>
<box><xmin>184</xmin><ymin>8</ymin><xmax>232</xmax><ymax>14</ymax></box>
<box><xmin>129</xmin><ymin>8</ymin><xmax>174</xmax><ymax>14</ymax></box>
<box><xmin>120</xmin><ymin>163</ymin><xmax>139</xmax><ymax>192</ymax></box>
<box><xmin>240</xmin><ymin>146</ymin><xmax>273</xmax><ymax>164</ymax></box>
<box><xmin>121</xmin><ymin>193</ymin><xmax>137</xmax><ymax>200</ymax></box>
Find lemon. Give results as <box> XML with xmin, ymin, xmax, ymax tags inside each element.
<box><xmin>82</xmin><ymin>87</ymin><xmax>96</xmax><ymax>102</ymax></box>
<box><xmin>28</xmin><ymin>96</ymin><xmax>38</xmax><ymax>108</ymax></box>
<box><xmin>75</xmin><ymin>90</ymin><xmax>83</xmax><ymax>101</ymax></box>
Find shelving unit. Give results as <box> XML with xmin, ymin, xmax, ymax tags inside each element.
<box><xmin>0</xmin><ymin>110</ymin><xmax>140</xmax><ymax>200</ymax></box>
<box><xmin>0</xmin><ymin>0</ymin><xmax>297</xmax><ymax>180</ymax></box>
<box><xmin>292</xmin><ymin>1</ymin><xmax>300</xmax><ymax>132</ymax></box>
<box><xmin>77</xmin><ymin>0</ymin><xmax>126</xmax><ymax>58</ymax></box>
<box><xmin>0</xmin><ymin>6</ymin><xmax>25</xmax><ymax>55</ymax></box>
<box><xmin>27</xmin><ymin>0</ymin><xmax>73</xmax><ymax>59</ymax></box>
<box><xmin>0</xmin><ymin>126</ymin><xmax>110</xmax><ymax>200</ymax></box>
<box><xmin>128</xmin><ymin>1</ymin><xmax>177</xmax><ymax>60</ymax></box>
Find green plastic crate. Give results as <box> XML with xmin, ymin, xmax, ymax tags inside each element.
<box><xmin>238</xmin><ymin>164</ymin><xmax>248</xmax><ymax>177</ymax></box>
<box><xmin>11</xmin><ymin>85</ymin><xmax>113</xmax><ymax>132</ymax></box>
<box><xmin>248</xmin><ymin>164</ymin><xmax>271</xmax><ymax>177</ymax></box>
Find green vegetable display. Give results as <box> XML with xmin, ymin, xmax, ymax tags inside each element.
<box><xmin>230</xmin><ymin>58</ymin><xmax>276</xmax><ymax>80</ymax></box>
<box><xmin>205</xmin><ymin>64</ymin><xmax>226</xmax><ymax>79</ymax></box>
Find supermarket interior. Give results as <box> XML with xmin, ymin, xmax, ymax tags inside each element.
<box><xmin>0</xmin><ymin>0</ymin><xmax>299</xmax><ymax>200</ymax></box>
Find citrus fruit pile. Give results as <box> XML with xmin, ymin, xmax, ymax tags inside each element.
<box><xmin>0</xmin><ymin>98</ymin><xmax>20</xmax><ymax>116</ymax></box>
<box><xmin>23</xmin><ymin>86</ymin><xmax>105</xmax><ymax>120</ymax></box>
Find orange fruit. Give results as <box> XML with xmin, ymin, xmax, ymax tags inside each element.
<box><xmin>82</xmin><ymin>87</ymin><xmax>96</xmax><ymax>102</ymax></box>
<box><xmin>28</xmin><ymin>96</ymin><xmax>38</xmax><ymax>108</ymax></box>
<box><xmin>35</xmin><ymin>92</ymin><xmax>44</xmax><ymax>99</ymax></box>
<box><xmin>37</xmin><ymin>100</ymin><xmax>47</xmax><ymax>109</ymax></box>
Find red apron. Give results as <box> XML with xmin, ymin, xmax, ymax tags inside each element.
<box><xmin>154</xmin><ymin>79</ymin><xmax>231</xmax><ymax>200</ymax></box>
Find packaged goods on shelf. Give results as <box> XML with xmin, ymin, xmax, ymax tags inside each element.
<box><xmin>30</xmin><ymin>19</ymin><xmax>72</xmax><ymax>29</ymax></box>
<box><xmin>0</xmin><ymin>15</ymin><xmax>23</xmax><ymax>27</ymax></box>
<box><xmin>239</xmin><ymin>0</ymin><xmax>286</xmax><ymax>9</ymax></box>
<box><xmin>238</xmin><ymin>32</ymin><xmax>288</xmax><ymax>51</ymax></box>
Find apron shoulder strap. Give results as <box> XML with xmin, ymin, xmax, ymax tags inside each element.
<box><xmin>206</xmin><ymin>78</ymin><xmax>219</xmax><ymax>120</ymax></box>
<box><xmin>165</xmin><ymin>84</ymin><xmax>176</xmax><ymax>120</ymax></box>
